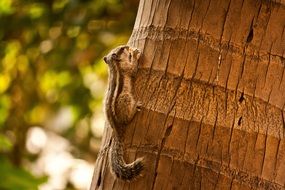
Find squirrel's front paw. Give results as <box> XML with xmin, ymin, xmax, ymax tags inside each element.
<box><xmin>133</xmin><ymin>48</ymin><xmax>141</xmax><ymax>60</ymax></box>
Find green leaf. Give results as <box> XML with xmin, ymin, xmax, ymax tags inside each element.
<box><xmin>0</xmin><ymin>156</ymin><xmax>47</xmax><ymax>190</ymax></box>
<box><xmin>0</xmin><ymin>133</ymin><xmax>12</xmax><ymax>152</ymax></box>
<box><xmin>0</xmin><ymin>0</ymin><xmax>14</xmax><ymax>15</ymax></box>
<box><xmin>0</xmin><ymin>95</ymin><xmax>10</xmax><ymax>127</ymax></box>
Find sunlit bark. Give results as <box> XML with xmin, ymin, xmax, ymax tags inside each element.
<box><xmin>91</xmin><ymin>0</ymin><xmax>285</xmax><ymax>189</ymax></box>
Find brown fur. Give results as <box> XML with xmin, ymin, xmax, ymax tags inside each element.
<box><xmin>103</xmin><ymin>45</ymin><xmax>144</xmax><ymax>181</ymax></box>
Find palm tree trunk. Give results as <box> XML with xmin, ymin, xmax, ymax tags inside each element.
<box><xmin>90</xmin><ymin>0</ymin><xmax>285</xmax><ymax>189</ymax></box>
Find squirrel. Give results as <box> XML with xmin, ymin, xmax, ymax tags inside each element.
<box><xmin>103</xmin><ymin>45</ymin><xmax>144</xmax><ymax>181</ymax></box>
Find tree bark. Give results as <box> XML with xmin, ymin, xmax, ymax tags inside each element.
<box><xmin>90</xmin><ymin>0</ymin><xmax>285</xmax><ymax>189</ymax></box>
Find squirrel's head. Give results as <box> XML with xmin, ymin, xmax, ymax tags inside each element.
<box><xmin>103</xmin><ymin>45</ymin><xmax>141</xmax><ymax>74</ymax></box>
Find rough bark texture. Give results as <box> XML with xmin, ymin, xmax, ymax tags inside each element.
<box><xmin>90</xmin><ymin>0</ymin><xmax>285</xmax><ymax>189</ymax></box>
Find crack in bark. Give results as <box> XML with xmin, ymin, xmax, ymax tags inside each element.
<box><xmin>151</xmin><ymin>123</ymin><xmax>174</xmax><ymax>189</ymax></box>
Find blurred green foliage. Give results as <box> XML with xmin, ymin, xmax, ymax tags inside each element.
<box><xmin>0</xmin><ymin>0</ymin><xmax>138</xmax><ymax>189</ymax></box>
<box><xmin>0</xmin><ymin>156</ymin><xmax>47</xmax><ymax>190</ymax></box>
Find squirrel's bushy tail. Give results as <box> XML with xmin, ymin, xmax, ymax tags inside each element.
<box><xmin>109</xmin><ymin>138</ymin><xmax>144</xmax><ymax>181</ymax></box>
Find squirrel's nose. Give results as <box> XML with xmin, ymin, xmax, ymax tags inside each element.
<box><xmin>103</xmin><ymin>56</ymin><xmax>108</xmax><ymax>64</ymax></box>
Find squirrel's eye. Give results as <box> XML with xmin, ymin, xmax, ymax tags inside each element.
<box><xmin>111</xmin><ymin>53</ymin><xmax>117</xmax><ymax>59</ymax></box>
